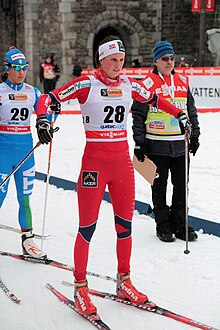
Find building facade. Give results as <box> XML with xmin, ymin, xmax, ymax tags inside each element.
<box><xmin>0</xmin><ymin>0</ymin><xmax>219</xmax><ymax>87</ymax></box>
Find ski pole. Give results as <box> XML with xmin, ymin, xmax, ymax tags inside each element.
<box><xmin>0</xmin><ymin>141</ymin><xmax>41</xmax><ymax>189</ymax></box>
<box><xmin>41</xmin><ymin>111</ymin><xmax>55</xmax><ymax>250</ymax></box>
<box><xmin>184</xmin><ymin>129</ymin><xmax>190</xmax><ymax>255</ymax></box>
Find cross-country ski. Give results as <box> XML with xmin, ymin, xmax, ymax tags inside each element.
<box><xmin>46</xmin><ymin>283</ymin><xmax>111</xmax><ymax>329</ymax></box>
<box><xmin>0</xmin><ymin>250</ymin><xmax>116</xmax><ymax>282</ymax></box>
<box><xmin>89</xmin><ymin>288</ymin><xmax>218</xmax><ymax>330</ymax></box>
<box><xmin>61</xmin><ymin>281</ymin><xmax>218</xmax><ymax>330</ymax></box>
<box><xmin>0</xmin><ymin>277</ymin><xmax>21</xmax><ymax>303</ymax></box>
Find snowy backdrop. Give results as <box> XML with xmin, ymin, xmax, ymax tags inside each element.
<box><xmin>0</xmin><ymin>111</ymin><xmax>220</xmax><ymax>330</ymax></box>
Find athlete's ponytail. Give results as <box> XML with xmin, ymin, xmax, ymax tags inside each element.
<box><xmin>0</xmin><ymin>71</ymin><xmax>8</xmax><ymax>82</ymax></box>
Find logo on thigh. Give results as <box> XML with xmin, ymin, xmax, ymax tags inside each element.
<box><xmin>23</xmin><ymin>166</ymin><xmax>35</xmax><ymax>194</ymax></box>
<box><xmin>82</xmin><ymin>171</ymin><xmax>98</xmax><ymax>188</ymax></box>
<box><xmin>0</xmin><ymin>173</ymin><xmax>7</xmax><ymax>193</ymax></box>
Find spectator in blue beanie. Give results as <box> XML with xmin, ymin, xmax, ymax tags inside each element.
<box><xmin>131</xmin><ymin>40</ymin><xmax>200</xmax><ymax>242</ymax></box>
<box><xmin>153</xmin><ymin>41</ymin><xmax>175</xmax><ymax>62</ymax></box>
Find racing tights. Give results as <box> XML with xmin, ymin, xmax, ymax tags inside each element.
<box><xmin>0</xmin><ymin>138</ymin><xmax>35</xmax><ymax>230</ymax></box>
<box><xmin>74</xmin><ymin>141</ymin><xmax>134</xmax><ymax>281</ymax></box>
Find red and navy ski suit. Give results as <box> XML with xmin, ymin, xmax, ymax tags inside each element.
<box><xmin>37</xmin><ymin>70</ymin><xmax>182</xmax><ymax>281</ymax></box>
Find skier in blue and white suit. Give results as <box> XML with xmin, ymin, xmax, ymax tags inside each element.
<box><xmin>0</xmin><ymin>46</ymin><xmax>47</xmax><ymax>258</ymax></box>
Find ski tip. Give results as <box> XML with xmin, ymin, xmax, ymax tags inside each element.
<box><xmin>46</xmin><ymin>283</ymin><xmax>52</xmax><ymax>289</ymax></box>
<box><xmin>61</xmin><ymin>280</ymin><xmax>74</xmax><ymax>287</ymax></box>
<box><xmin>10</xmin><ymin>296</ymin><xmax>21</xmax><ymax>304</ymax></box>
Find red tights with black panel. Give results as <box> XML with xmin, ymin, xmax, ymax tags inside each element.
<box><xmin>74</xmin><ymin>141</ymin><xmax>135</xmax><ymax>281</ymax></box>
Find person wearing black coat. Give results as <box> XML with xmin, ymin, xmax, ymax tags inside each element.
<box><xmin>132</xmin><ymin>41</ymin><xmax>200</xmax><ymax>242</ymax></box>
<box><xmin>39</xmin><ymin>53</ymin><xmax>60</xmax><ymax>94</ymax></box>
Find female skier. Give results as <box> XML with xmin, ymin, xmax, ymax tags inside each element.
<box><xmin>0</xmin><ymin>47</ymin><xmax>46</xmax><ymax>259</ymax></box>
<box><xmin>35</xmin><ymin>36</ymin><xmax>189</xmax><ymax>316</ymax></box>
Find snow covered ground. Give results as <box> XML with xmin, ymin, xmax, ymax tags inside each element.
<box><xmin>0</xmin><ymin>111</ymin><xmax>220</xmax><ymax>330</ymax></box>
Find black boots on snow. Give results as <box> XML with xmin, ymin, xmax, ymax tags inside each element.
<box><xmin>155</xmin><ymin>206</ymin><xmax>198</xmax><ymax>242</ymax></box>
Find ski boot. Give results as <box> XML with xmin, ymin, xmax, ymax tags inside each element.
<box><xmin>74</xmin><ymin>279</ymin><xmax>98</xmax><ymax>316</ymax></box>
<box><xmin>175</xmin><ymin>226</ymin><xmax>198</xmax><ymax>241</ymax></box>
<box><xmin>21</xmin><ymin>230</ymin><xmax>47</xmax><ymax>259</ymax></box>
<box><xmin>116</xmin><ymin>273</ymin><xmax>155</xmax><ymax>307</ymax></box>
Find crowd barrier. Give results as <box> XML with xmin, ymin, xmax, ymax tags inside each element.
<box><xmin>61</xmin><ymin>67</ymin><xmax>220</xmax><ymax>114</ymax></box>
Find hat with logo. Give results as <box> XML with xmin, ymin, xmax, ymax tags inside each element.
<box><xmin>4</xmin><ymin>46</ymin><xmax>27</xmax><ymax>71</ymax></box>
<box><xmin>153</xmin><ymin>41</ymin><xmax>175</xmax><ymax>62</ymax></box>
<box><xmin>98</xmin><ymin>40</ymin><xmax>125</xmax><ymax>61</ymax></box>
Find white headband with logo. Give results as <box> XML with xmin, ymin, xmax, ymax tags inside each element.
<box><xmin>98</xmin><ymin>40</ymin><xmax>125</xmax><ymax>60</ymax></box>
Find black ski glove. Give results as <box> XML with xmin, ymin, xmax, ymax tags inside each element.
<box><xmin>177</xmin><ymin>112</ymin><xmax>191</xmax><ymax>135</ymax></box>
<box><xmin>36</xmin><ymin>115</ymin><xmax>53</xmax><ymax>144</ymax></box>
<box><xmin>134</xmin><ymin>144</ymin><xmax>145</xmax><ymax>162</ymax></box>
<box><xmin>50</xmin><ymin>102</ymin><xmax>61</xmax><ymax>114</ymax></box>
<box><xmin>189</xmin><ymin>137</ymin><xmax>200</xmax><ymax>156</ymax></box>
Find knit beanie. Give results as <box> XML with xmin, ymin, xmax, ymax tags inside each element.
<box><xmin>153</xmin><ymin>41</ymin><xmax>175</xmax><ymax>62</ymax></box>
<box><xmin>4</xmin><ymin>46</ymin><xmax>27</xmax><ymax>71</ymax></box>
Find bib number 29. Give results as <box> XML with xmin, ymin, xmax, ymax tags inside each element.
<box><xmin>11</xmin><ymin>107</ymin><xmax>29</xmax><ymax>121</ymax></box>
<box><xmin>104</xmin><ymin>105</ymin><xmax>125</xmax><ymax>123</ymax></box>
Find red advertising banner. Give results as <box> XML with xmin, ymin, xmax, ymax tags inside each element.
<box><xmin>192</xmin><ymin>0</ymin><xmax>201</xmax><ymax>12</ymax></box>
<box><xmin>82</xmin><ymin>67</ymin><xmax>220</xmax><ymax>77</ymax></box>
<box><xmin>206</xmin><ymin>0</ymin><xmax>215</xmax><ymax>11</ymax></box>
<box><xmin>192</xmin><ymin>0</ymin><xmax>215</xmax><ymax>12</ymax></box>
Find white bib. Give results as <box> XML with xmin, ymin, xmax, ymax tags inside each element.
<box><xmin>0</xmin><ymin>82</ymin><xmax>36</xmax><ymax>134</ymax></box>
<box><xmin>80</xmin><ymin>76</ymin><xmax>132</xmax><ymax>142</ymax></box>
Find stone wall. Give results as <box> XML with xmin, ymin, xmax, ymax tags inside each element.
<box><xmin>56</xmin><ymin>0</ymin><xmax>162</xmax><ymax>84</ymax></box>
<box><xmin>0</xmin><ymin>0</ymin><xmax>220</xmax><ymax>87</ymax></box>
<box><xmin>162</xmin><ymin>0</ymin><xmax>219</xmax><ymax>66</ymax></box>
<box><xmin>0</xmin><ymin>0</ymin><xmax>25</xmax><ymax>69</ymax></box>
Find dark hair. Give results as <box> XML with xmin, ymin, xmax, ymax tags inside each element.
<box><xmin>0</xmin><ymin>72</ymin><xmax>8</xmax><ymax>82</ymax></box>
<box><xmin>45</xmin><ymin>54</ymin><xmax>55</xmax><ymax>65</ymax></box>
<box><xmin>132</xmin><ymin>59</ymin><xmax>141</xmax><ymax>68</ymax></box>
<box><xmin>95</xmin><ymin>35</ymin><xmax>122</xmax><ymax>67</ymax></box>
<box><xmin>72</xmin><ymin>65</ymin><xmax>82</xmax><ymax>77</ymax></box>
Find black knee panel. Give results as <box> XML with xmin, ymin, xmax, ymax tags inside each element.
<box><xmin>115</xmin><ymin>215</ymin><xmax>132</xmax><ymax>239</ymax></box>
<box><xmin>79</xmin><ymin>222</ymin><xmax>97</xmax><ymax>242</ymax></box>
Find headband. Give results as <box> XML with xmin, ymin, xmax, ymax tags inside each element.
<box><xmin>98</xmin><ymin>40</ymin><xmax>125</xmax><ymax>60</ymax></box>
